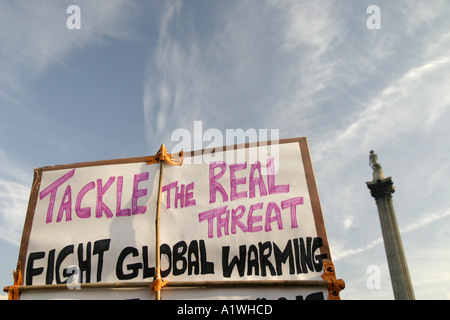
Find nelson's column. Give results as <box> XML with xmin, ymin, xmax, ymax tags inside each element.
<box><xmin>366</xmin><ymin>151</ymin><xmax>415</xmax><ymax>300</ymax></box>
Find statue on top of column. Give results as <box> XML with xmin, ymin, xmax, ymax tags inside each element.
<box><xmin>369</xmin><ymin>150</ymin><xmax>386</xmax><ymax>182</ymax></box>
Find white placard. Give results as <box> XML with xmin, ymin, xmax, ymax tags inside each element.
<box><xmin>17</xmin><ymin>138</ymin><xmax>334</xmax><ymax>299</ymax></box>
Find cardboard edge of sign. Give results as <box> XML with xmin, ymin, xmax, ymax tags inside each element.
<box><xmin>14</xmin><ymin>137</ymin><xmax>341</xmax><ymax>298</ymax></box>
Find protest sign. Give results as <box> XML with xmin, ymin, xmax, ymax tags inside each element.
<box><xmin>7</xmin><ymin>138</ymin><xmax>344</xmax><ymax>300</ymax></box>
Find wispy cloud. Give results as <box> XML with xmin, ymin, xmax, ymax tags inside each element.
<box><xmin>0</xmin><ymin>151</ymin><xmax>32</xmax><ymax>245</ymax></box>
<box><xmin>143</xmin><ymin>0</ymin><xmax>349</xmax><ymax>149</ymax></box>
<box><xmin>333</xmin><ymin>209</ymin><xmax>450</xmax><ymax>261</ymax></box>
<box><xmin>143</xmin><ymin>0</ymin><xmax>194</xmax><ymax>146</ymax></box>
<box><xmin>313</xmin><ymin>41</ymin><xmax>450</xmax><ymax>166</ymax></box>
<box><xmin>0</xmin><ymin>0</ymin><xmax>138</xmax><ymax>102</ymax></box>
<box><xmin>143</xmin><ymin>1</ymin><xmax>450</xmax><ymax>150</ymax></box>
<box><xmin>400</xmin><ymin>209</ymin><xmax>450</xmax><ymax>234</ymax></box>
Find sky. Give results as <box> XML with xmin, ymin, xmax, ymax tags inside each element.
<box><xmin>1</xmin><ymin>0</ymin><xmax>450</xmax><ymax>300</ymax></box>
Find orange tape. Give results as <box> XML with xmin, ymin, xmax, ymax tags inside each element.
<box><xmin>146</xmin><ymin>144</ymin><xmax>184</xmax><ymax>166</ymax></box>
<box><xmin>3</xmin><ymin>262</ymin><xmax>23</xmax><ymax>300</ymax></box>
<box><xmin>321</xmin><ymin>262</ymin><xmax>345</xmax><ymax>300</ymax></box>
<box><xmin>151</xmin><ymin>266</ymin><xmax>168</xmax><ymax>293</ymax></box>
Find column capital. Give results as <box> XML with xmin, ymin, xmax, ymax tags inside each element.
<box><xmin>366</xmin><ymin>177</ymin><xmax>395</xmax><ymax>201</ymax></box>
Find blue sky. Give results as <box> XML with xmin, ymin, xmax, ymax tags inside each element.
<box><xmin>1</xmin><ymin>0</ymin><xmax>450</xmax><ymax>299</ymax></box>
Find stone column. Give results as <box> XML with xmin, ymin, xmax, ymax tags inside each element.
<box><xmin>366</xmin><ymin>152</ymin><xmax>415</xmax><ymax>300</ymax></box>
